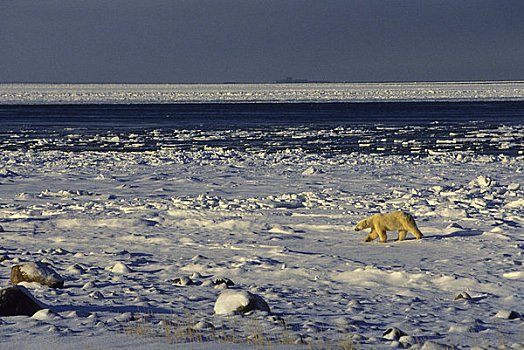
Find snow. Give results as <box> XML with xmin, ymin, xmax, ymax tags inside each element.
<box><xmin>1</xmin><ymin>81</ymin><xmax>523</xmax><ymax>104</ymax></box>
<box><xmin>0</xmin><ymin>119</ymin><xmax>523</xmax><ymax>348</ymax></box>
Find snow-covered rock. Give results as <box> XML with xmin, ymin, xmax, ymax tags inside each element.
<box><xmin>66</xmin><ymin>264</ymin><xmax>86</xmax><ymax>274</ymax></box>
<box><xmin>382</xmin><ymin>327</ymin><xmax>407</xmax><ymax>340</ymax></box>
<box><xmin>454</xmin><ymin>292</ymin><xmax>472</xmax><ymax>301</ymax></box>
<box><xmin>494</xmin><ymin>310</ymin><xmax>521</xmax><ymax>319</ymax></box>
<box><xmin>214</xmin><ymin>289</ymin><xmax>270</xmax><ymax>315</ymax></box>
<box><xmin>11</xmin><ymin>262</ymin><xmax>64</xmax><ymax>288</ymax></box>
<box><xmin>173</xmin><ymin>276</ymin><xmax>193</xmax><ymax>286</ymax></box>
<box><xmin>213</xmin><ymin>277</ymin><xmax>235</xmax><ymax>286</ymax></box>
<box><xmin>32</xmin><ymin>308</ymin><xmax>61</xmax><ymax>320</ymax></box>
<box><xmin>398</xmin><ymin>335</ymin><xmax>418</xmax><ymax>348</ymax></box>
<box><xmin>110</xmin><ymin>262</ymin><xmax>133</xmax><ymax>274</ymax></box>
<box><xmin>82</xmin><ymin>281</ymin><xmax>97</xmax><ymax>289</ymax></box>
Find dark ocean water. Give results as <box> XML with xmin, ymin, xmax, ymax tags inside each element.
<box><xmin>0</xmin><ymin>102</ymin><xmax>523</xmax><ymax>155</ymax></box>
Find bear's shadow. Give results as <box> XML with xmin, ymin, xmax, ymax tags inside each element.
<box><xmin>429</xmin><ymin>229</ymin><xmax>484</xmax><ymax>240</ymax></box>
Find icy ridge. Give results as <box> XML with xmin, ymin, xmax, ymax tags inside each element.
<box><xmin>1</xmin><ymin>82</ymin><xmax>524</xmax><ymax>104</ymax></box>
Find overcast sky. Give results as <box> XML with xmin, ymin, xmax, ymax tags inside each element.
<box><xmin>1</xmin><ymin>1</ymin><xmax>523</xmax><ymax>83</ymax></box>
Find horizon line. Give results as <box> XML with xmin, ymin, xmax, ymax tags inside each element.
<box><xmin>1</xmin><ymin>79</ymin><xmax>524</xmax><ymax>85</ymax></box>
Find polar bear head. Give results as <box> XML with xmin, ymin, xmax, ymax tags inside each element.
<box><xmin>354</xmin><ymin>217</ymin><xmax>373</xmax><ymax>231</ymax></box>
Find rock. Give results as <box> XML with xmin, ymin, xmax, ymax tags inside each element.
<box><xmin>383</xmin><ymin>327</ymin><xmax>407</xmax><ymax>340</ymax></box>
<box><xmin>494</xmin><ymin>310</ymin><xmax>521</xmax><ymax>319</ymax></box>
<box><xmin>214</xmin><ymin>289</ymin><xmax>270</xmax><ymax>315</ymax></box>
<box><xmin>11</xmin><ymin>262</ymin><xmax>64</xmax><ymax>288</ymax></box>
<box><xmin>173</xmin><ymin>276</ymin><xmax>193</xmax><ymax>286</ymax></box>
<box><xmin>454</xmin><ymin>292</ymin><xmax>472</xmax><ymax>301</ymax></box>
<box><xmin>0</xmin><ymin>224</ymin><xmax>4</xmax><ymax>232</ymax></box>
<box><xmin>213</xmin><ymin>277</ymin><xmax>234</xmax><ymax>286</ymax></box>
<box><xmin>0</xmin><ymin>285</ymin><xmax>43</xmax><ymax>316</ymax></box>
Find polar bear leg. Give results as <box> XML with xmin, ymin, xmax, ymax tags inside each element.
<box><xmin>408</xmin><ymin>225</ymin><xmax>423</xmax><ymax>239</ymax></box>
<box><xmin>403</xmin><ymin>214</ymin><xmax>423</xmax><ymax>239</ymax></box>
<box><xmin>363</xmin><ymin>229</ymin><xmax>379</xmax><ymax>242</ymax></box>
<box><xmin>372</xmin><ymin>223</ymin><xmax>388</xmax><ymax>243</ymax></box>
<box><xmin>397</xmin><ymin>230</ymin><xmax>407</xmax><ymax>241</ymax></box>
<box><xmin>377</xmin><ymin>229</ymin><xmax>387</xmax><ymax>243</ymax></box>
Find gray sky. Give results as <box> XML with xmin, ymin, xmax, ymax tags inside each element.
<box><xmin>1</xmin><ymin>0</ymin><xmax>523</xmax><ymax>83</ymax></box>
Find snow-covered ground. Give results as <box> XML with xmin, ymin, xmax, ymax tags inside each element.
<box><xmin>1</xmin><ymin>81</ymin><xmax>524</xmax><ymax>104</ymax></box>
<box><xmin>1</xmin><ymin>148</ymin><xmax>523</xmax><ymax>349</ymax></box>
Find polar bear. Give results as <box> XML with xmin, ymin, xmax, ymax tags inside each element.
<box><xmin>355</xmin><ymin>211</ymin><xmax>423</xmax><ymax>243</ymax></box>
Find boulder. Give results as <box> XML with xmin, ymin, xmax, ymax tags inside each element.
<box><xmin>0</xmin><ymin>285</ymin><xmax>43</xmax><ymax>316</ymax></box>
<box><xmin>214</xmin><ymin>289</ymin><xmax>270</xmax><ymax>315</ymax></box>
<box><xmin>11</xmin><ymin>261</ymin><xmax>64</xmax><ymax>288</ymax></box>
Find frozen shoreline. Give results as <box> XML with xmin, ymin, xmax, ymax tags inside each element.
<box><xmin>1</xmin><ymin>81</ymin><xmax>524</xmax><ymax>104</ymax></box>
<box><xmin>1</xmin><ymin>148</ymin><xmax>523</xmax><ymax>349</ymax></box>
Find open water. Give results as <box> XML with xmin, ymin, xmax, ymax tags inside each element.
<box><xmin>0</xmin><ymin>102</ymin><xmax>523</xmax><ymax>155</ymax></box>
